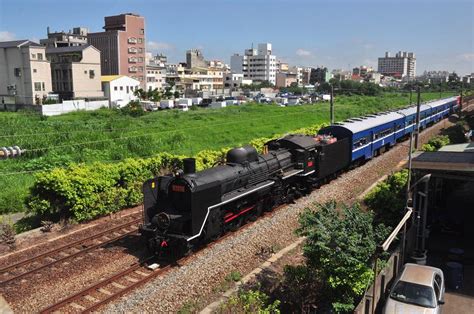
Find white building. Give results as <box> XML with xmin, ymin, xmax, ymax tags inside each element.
<box><xmin>230</xmin><ymin>43</ymin><xmax>277</xmax><ymax>85</ymax></box>
<box><xmin>101</xmin><ymin>75</ymin><xmax>140</xmax><ymax>107</ymax></box>
<box><xmin>223</xmin><ymin>73</ymin><xmax>252</xmax><ymax>89</ymax></box>
<box><xmin>146</xmin><ymin>64</ymin><xmax>166</xmax><ymax>91</ymax></box>
<box><xmin>0</xmin><ymin>40</ymin><xmax>53</xmax><ymax>105</ymax></box>
<box><xmin>378</xmin><ymin>51</ymin><xmax>416</xmax><ymax>79</ymax></box>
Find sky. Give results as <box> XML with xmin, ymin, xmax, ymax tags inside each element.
<box><xmin>0</xmin><ymin>0</ymin><xmax>473</xmax><ymax>75</ymax></box>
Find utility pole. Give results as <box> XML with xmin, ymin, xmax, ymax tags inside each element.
<box><xmin>414</xmin><ymin>86</ymin><xmax>421</xmax><ymax>149</ymax></box>
<box><xmin>330</xmin><ymin>84</ymin><xmax>334</xmax><ymax>125</ymax></box>
<box><xmin>460</xmin><ymin>85</ymin><xmax>463</xmax><ymax>111</ymax></box>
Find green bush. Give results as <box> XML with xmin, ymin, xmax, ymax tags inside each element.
<box><xmin>120</xmin><ymin>100</ymin><xmax>146</xmax><ymax>117</ymax></box>
<box><xmin>220</xmin><ymin>289</ymin><xmax>280</xmax><ymax>314</ymax></box>
<box><xmin>422</xmin><ymin>135</ymin><xmax>450</xmax><ymax>151</ymax></box>
<box><xmin>296</xmin><ymin>201</ymin><xmax>390</xmax><ymax>312</ymax></box>
<box><xmin>364</xmin><ymin>170</ymin><xmax>408</xmax><ymax>227</ymax></box>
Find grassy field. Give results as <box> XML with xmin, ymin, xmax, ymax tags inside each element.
<box><xmin>0</xmin><ymin>92</ymin><xmax>457</xmax><ymax>214</ymax></box>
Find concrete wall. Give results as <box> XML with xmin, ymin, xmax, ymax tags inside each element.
<box><xmin>0</xmin><ymin>100</ymin><xmax>107</xmax><ymax>115</ymax></box>
<box><xmin>40</xmin><ymin>100</ymin><xmax>109</xmax><ymax>116</ymax></box>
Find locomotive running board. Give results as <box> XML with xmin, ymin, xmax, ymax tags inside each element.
<box><xmin>187</xmin><ymin>180</ymin><xmax>275</xmax><ymax>242</ymax></box>
<box><xmin>282</xmin><ymin>169</ymin><xmax>304</xmax><ymax>179</ymax></box>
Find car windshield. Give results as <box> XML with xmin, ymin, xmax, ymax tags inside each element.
<box><xmin>390</xmin><ymin>280</ymin><xmax>436</xmax><ymax>308</ymax></box>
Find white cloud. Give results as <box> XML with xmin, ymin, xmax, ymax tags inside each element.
<box><xmin>458</xmin><ymin>53</ymin><xmax>474</xmax><ymax>62</ymax></box>
<box><xmin>0</xmin><ymin>31</ymin><xmax>15</xmax><ymax>41</ymax></box>
<box><xmin>147</xmin><ymin>41</ymin><xmax>174</xmax><ymax>52</ymax></box>
<box><xmin>296</xmin><ymin>48</ymin><xmax>312</xmax><ymax>57</ymax></box>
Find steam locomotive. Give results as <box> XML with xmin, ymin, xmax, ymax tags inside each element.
<box><xmin>139</xmin><ymin>96</ymin><xmax>459</xmax><ymax>256</ymax></box>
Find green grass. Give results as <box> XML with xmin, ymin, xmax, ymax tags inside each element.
<box><xmin>0</xmin><ymin>92</ymin><xmax>456</xmax><ymax>214</ymax></box>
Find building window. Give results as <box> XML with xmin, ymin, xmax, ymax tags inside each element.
<box><xmin>120</xmin><ymin>86</ymin><xmax>123</xmax><ymax>91</ymax></box>
<box><xmin>42</xmin><ymin>82</ymin><xmax>45</xmax><ymax>91</ymax></box>
<box><xmin>138</xmin><ymin>48</ymin><xmax>143</xmax><ymax>53</ymax></box>
<box><xmin>114</xmin><ymin>86</ymin><xmax>118</xmax><ymax>91</ymax></box>
<box><xmin>14</xmin><ymin>68</ymin><xmax>22</xmax><ymax>77</ymax></box>
<box><xmin>34</xmin><ymin>82</ymin><xmax>42</xmax><ymax>91</ymax></box>
<box><xmin>33</xmin><ymin>69</ymin><xmax>37</xmax><ymax>73</ymax></box>
<box><xmin>37</xmin><ymin>53</ymin><xmax>43</xmax><ymax>60</ymax></box>
<box><xmin>84</xmin><ymin>70</ymin><xmax>87</xmax><ymax>74</ymax></box>
<box><xmin>137</xmin><ymin>38</ymin><xmax>143</xmax><ymax>44</ymax></box>
<box><xmin>31</xmin><ymin>53</ymin><xmax>36</xmax><ymax>59</ymax></box>
<box><xmin>89</xmin><ymin>70</ymin><xmax>95</xmax><ymax>79</ymax></box>
<box><xmin>127</xmin><ymin>86</ymin><xmax>130</xmax><ymax>93</ymax></box>
<box><xmin>140</xmin><ymin>28</ymin><xmax>144</xmax><ymax>35</ymax></box>
<box><xmin>138</xmin><ymin>57</ymin><xmax>143</xmax><ymax>62</ymax></box>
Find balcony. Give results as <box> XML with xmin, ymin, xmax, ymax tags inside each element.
<box><xmin>128</xmin><ymin>48</ymin><xmax>137</xmax><ymax>54</ymax></box>
<box><xmin>128</xmin><ymin>57</ymin><xmax>138</xmax><ymax>63</ymax></box>
<box><xmin>129</xmin><ymin>67</ymin><xmax>138</xmax><ymax>73</ymax></box>
<box><xmin>128</xmin><ymin>37</ymin><xmax>137</xmax><ymax>44</ymax></box>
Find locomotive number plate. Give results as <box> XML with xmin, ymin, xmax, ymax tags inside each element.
<box><xmin>172</xmin><ymin>185</ymin><xmax>186</xmax><ymax>192</ymax></box>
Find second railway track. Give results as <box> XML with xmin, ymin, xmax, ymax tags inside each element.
<box><xmin>0</xmin><ymin>213</ymin><xmax>142</xmax><ymax>286</ymax></box>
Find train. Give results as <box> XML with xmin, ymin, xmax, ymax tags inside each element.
<box><xmin>139</xmin><ymin>96</ymin><xmax>460</xmax><ymax>256</ymax></box>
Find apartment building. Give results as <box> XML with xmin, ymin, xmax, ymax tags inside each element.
<box><xmin>186</xmin><ymin>49</ymin><xmax>208</xmax><ymax>69</ymax></box>
<box><xmin>276</xmin><ymin>72</ymin><xmax>297</xmax><ymax>88</ymax></box>
<box><xmin>146</xmin><ymin>64</ymin><xmax>166</xmax><ymax>91</ymax></box>
<box><xmin>378</xmin><ymin>51</ymin><xmax>416</xmax><ymax>79</ymax></box>
<box><xmin>88</xmin><ymin>13</ymin><xmax>146</xmax><ymax>87</ymax></box>
<box><xmin>46</xmin><ymin>45</ymin><xmax>104</xmax><ymax>100</ymax></box>
<box><xmin>231</xmin><ymin>43</ymin><xmax>277</xmax><ymax>85</ymax></box>
<box><xmin>223</xmin><ymin>73</ymin><xmax>252</xmax><ymax>89</ymax></box>
<box><xmin>0</xmin><ymin>40</ymin><xmax>52</xmax><ymax>105</ymax></box>
<box><xmin>40</xmin><ymin>27</ymin><xmax>88</xmax><ymax>48</ymax></box>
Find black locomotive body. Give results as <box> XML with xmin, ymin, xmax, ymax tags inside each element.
<box><xmin>139</xmin><ymin>134</ymin><xmax>350</xmax><ymax>256</ymax></box>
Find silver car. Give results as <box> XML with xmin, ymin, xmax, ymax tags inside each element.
<box><xmin>384</xmin><ymin>263</ymin><xmax>445</xmax><ymax>314</ymax></box>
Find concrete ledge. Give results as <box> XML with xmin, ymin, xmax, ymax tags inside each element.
<box><xmin>0</xmin><ymin>295</ymin><xmax>13</xmax><ymax>314</ymax></box>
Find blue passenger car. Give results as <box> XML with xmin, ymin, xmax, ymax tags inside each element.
<box><xmin>318</xmin><ymin>96</ymin><xmax>458</xmax><ymax>163</ymax></box>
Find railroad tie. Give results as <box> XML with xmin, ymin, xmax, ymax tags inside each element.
<box><xmin>124</xmin><ymin>276</ymin><xmax>139</xmax><ymax>283</ymax></box>
<box><xmin>84</xmin><ymin>295</ymin><xmax>100</xmax><ymax>303</ymax></box>
<box><xmin>98</xmin><ymin>288</ymin><xmax>113</xmax><ymax>296</ymax></box>
<box><xmin>111</xmin><ymin>282</ymin><xmax>126</xmax><ymax>289</ymax></box>
<box><xmin>134</xmin><ymin>270</ymin><xmax>150</xmax><ymax>277</ymax></box>
<box><xmin>69</xmin><ymin>302</ymin><xmax>86</xmax><ymax>310</ymax></box>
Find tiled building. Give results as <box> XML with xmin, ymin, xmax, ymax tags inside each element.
<box><xmin>88</xmin><ymin>13</ymin><xmax>146</xmax><ymax>87</ymax></box>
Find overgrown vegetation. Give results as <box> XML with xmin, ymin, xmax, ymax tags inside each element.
<box><xmin>0</xmin><ymin>92</ymin><xmax>456</xmax><ymax>216</ymax></box>
<box><xmin>294</xmin><ymin>202</ymin><xmax>390</xmax><ymax>312</ymax></box>
<box><xmin>220</xmin><ymin>289</ymin><xmax>280</xmax><ymax>314</ymax></box>
<box><xmin>422</xmin><ymin>135</ymin><xmax>450</xmax><ymax>152</ymax></box>
<box><xmin>364</xmin><ymin>170</ymin><xmax>409</xmax><ymax>227</ymax></box>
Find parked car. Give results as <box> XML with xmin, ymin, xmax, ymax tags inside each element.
<box><xmin>383</xmin><ymin>263</ymin><xmax>445</xmax><ymax>314</ymax></box>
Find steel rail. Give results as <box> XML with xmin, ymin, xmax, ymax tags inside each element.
<box><xmin>0</xmin><ymin>215</ymin><xmax>141</xmax><ymax>285</ymax></box>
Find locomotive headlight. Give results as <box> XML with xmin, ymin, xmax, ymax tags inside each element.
<box><xmin>152</xmin><ymin>212</ymin><xmax>171</xmax><ymax>230</ymax></box>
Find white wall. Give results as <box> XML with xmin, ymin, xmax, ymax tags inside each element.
<box><xmin>103</xmin><ymin>76</ymin><xmax>140</xmax><ymax>107</ymax></box>
<box><xmin>41</xmin><ymin>100</ymin><xmax>109</xmax><ymax>116</ymax></box>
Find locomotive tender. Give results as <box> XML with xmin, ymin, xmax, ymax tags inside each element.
<box><xmin>139</xmin><ymin>96</ymin><xmax>459</xmax><ymax>256</ymax></box>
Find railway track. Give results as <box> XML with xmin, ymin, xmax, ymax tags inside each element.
<box><xmin>0</xmin><ymin>214</ymin><xmax>141</xmax><ymax>286</ymax></box>
<box><xmin>38</xmin><ymin>208</ymin><xmax>281</xmax><ymax>313</ymax></box>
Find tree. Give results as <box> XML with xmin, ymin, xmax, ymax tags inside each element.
<box><xmin>296</xmin><ymin>201</ymin><xmax>390</xmax><ymax>312</ymax></box>
<box><xmin>133</xmin><ymin>88</ymin><xmax>147</xmax><ymax>100</ymax></box>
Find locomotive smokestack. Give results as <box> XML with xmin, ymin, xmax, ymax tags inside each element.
<box><xmin>183</xmin><ymin>158</ymin><xmax>196</xmax><ymax>174</ymax></box>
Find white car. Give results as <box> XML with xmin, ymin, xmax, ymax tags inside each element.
<box><xmin>384</xmin><ymin>263</ymin><xmax>445</xmax><ymax>314</ymax></box>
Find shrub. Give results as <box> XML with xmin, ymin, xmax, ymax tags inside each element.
<box><xmin>120</xmin><ymin>100</ymin><xmax>145</xmax><ymax>117</ymax></box>
<box><xmin>422</xmin><ymin>135</ymin><xmax>450</xmax><ymax>151</ymax></box>
<box><xmin>364</xmin><ymin>170</ymin><xmax>408</xmax><ymax>227</ymax></box>
<box><xmin>296</xmin><ymin>201</ymin><xmax>390</xmax><ymax>312</ymax></box>
<box><xmin>220</xmin><ymin>289</ymin><xmax>280</xmax><ymax>314</ymax></box>
<box><xmin>0</xmin><ymin>219</ymin><xmax>16</xmax><ymax>249</ymax></box>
